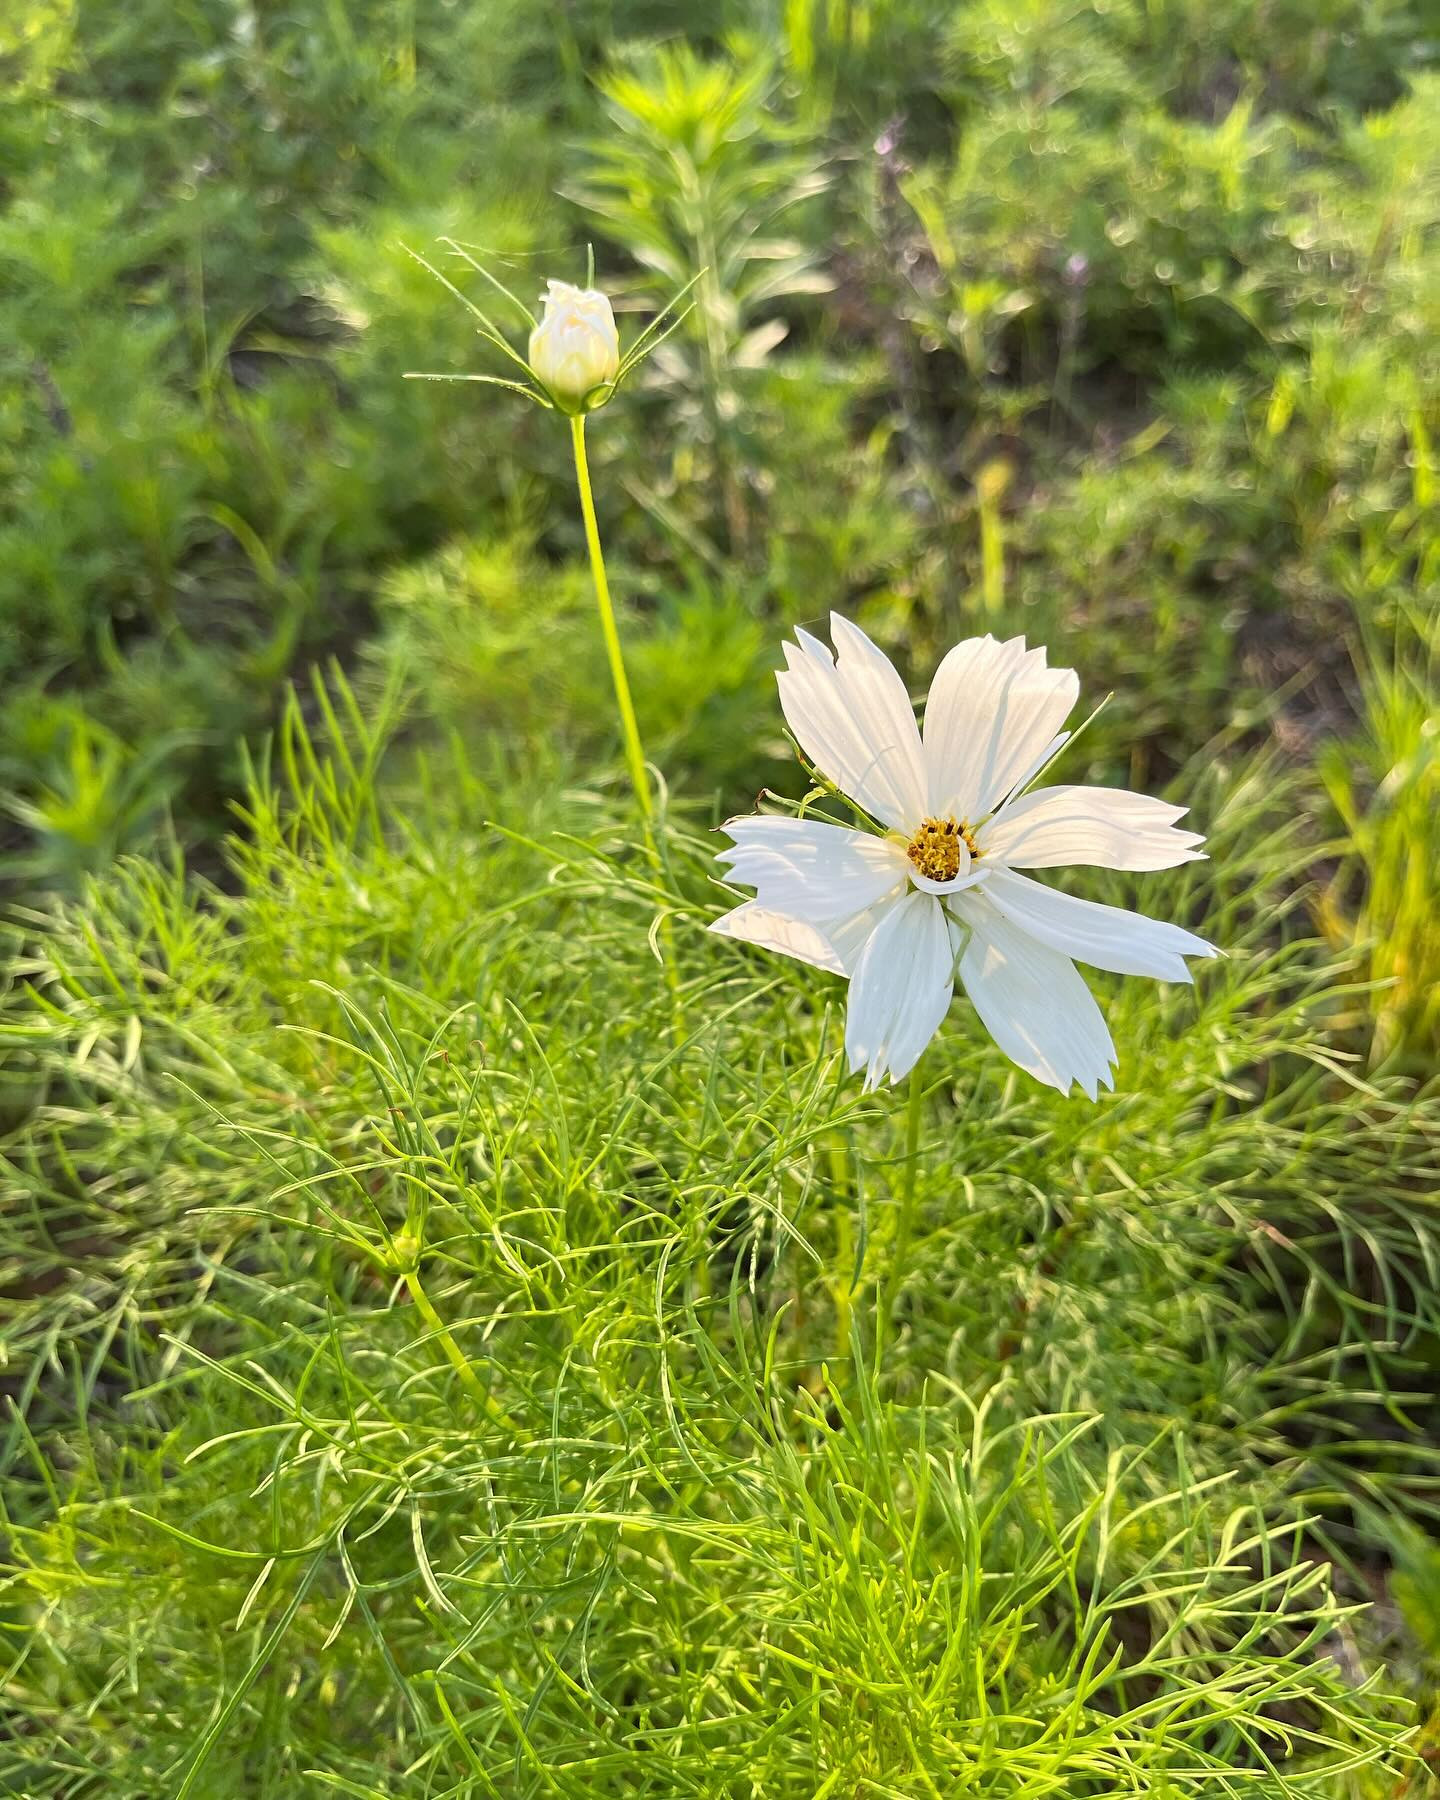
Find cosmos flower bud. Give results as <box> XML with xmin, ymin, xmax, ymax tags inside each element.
<box><xmin>527</xmin><ymin>280</ymin><xmax>621</xmax><ymax>413</ymax></box>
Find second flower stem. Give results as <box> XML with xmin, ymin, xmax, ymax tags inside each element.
<box><xmin>570</xmin><ymin>413</ymin><xmax>654</xmax><ymax>833</ymax></box>
<box><xmin>882</xmin><ymin>1062</ymin><xmax>926</xmax><ymax>1339</ymax></box>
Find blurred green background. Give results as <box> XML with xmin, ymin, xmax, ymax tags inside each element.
<box><xmin>2</xmin><ymin>2</ymin><xmax>1439</xmax><ymax>1793</ymax></box>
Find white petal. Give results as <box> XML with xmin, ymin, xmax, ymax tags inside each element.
<box><xmin>923</xmin><ymin>636</ymin><xmax>1079</xmax><ymax>821</ymax></box>
<box><xmin>954</xmin><ymin>896</ymin><xmax>1117</xmax><ymax>1099</ymax></box>
<box><xmin>708</xmin><ymin>900</ymin><xmax>887</xmax><ymax>978</ymax></box>
<box><xmin>824</xmin><ymin>906</ymin><xmax>893</xmax><ymax>976</ymax></box>
<box><xmin>982</xmin><ymin>868</ymin><xmax>1218</xmax><ymax>982</ymax></box>
<box><xmin>981</xmin><ymin>785</ymin><xmax>1207</xmax><ymax>871</ymax></box>
<box><xmin>845</xmin><ymin>892</ymin><xmax>954</xmax><ymax>1090</ymax></box>
<box><xmin>716</xmin><ymin>816</ymin><xmax>908</xmax><ymax>925</ymax></box>
<box><xmin>776</xmin><ymin>616</ymin><xmax>927</xmax><ymax>832</ymax></box>
<box><xmin>922</xmin><ymin>635</ymin><xmax>1028</xmax><ymax>820</ymax></box>
<box><xmin>709</xmin><ymin>903</ymin><xmax>847</xmax><ymax>975</ymax></box>
<box><xmin>994</xmin><ymin>727</ymin><xmax>1072</xmax><ymax>813</ymax></box>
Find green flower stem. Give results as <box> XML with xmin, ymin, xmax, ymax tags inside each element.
<box><xmin>881</xmin><ymin>1062</ymin><xmax>926</xmax><ymax>1341</ymax></box>
<box><xmin>569</xmin><ymin>411</ymin><xmax>683</xmax><ymax>1021</ymax></box>
<box><xmin>403</xmin><ymin>1265</ymin><xmax>524</xmax><ymax>1437</ymax></box>
<box><xmin>570</xmin><ymin>412</ymin><xmax>654</xmax><ymax>831</ymax></box>
<box><xmin>833</xmin><ymin>1201</ymin><xmax>855</xmax><ymax>1369</ymax></box>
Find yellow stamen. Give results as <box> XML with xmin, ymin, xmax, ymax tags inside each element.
<box><xmin>906</xmin><ymin>815</ymin><xmax>979</xmax><ymax>882</ymax></box>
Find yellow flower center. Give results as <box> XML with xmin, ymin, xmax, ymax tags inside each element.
<box><xmin>906</xmin><ymin>815</ymin><xmax>979</xmax><ymax>882</ymax></box>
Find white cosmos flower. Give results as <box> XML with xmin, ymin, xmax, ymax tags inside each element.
<box><xmin>710</xmin><ymin>615</ymin><xmax>1218</xmax><ymax>1097</ymax></box>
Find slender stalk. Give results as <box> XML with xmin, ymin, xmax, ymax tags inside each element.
<box><xmin>570</xmin><ymin>413</ymin><xmax>653</xmax><ymax>826</ymax></box>
<box><xmin>569</xmin><ymin>411</ymin><xmax>683</xmax><ymax>1022</ymax></box>
<box><xmin>404</xmin><ymin>1266</ymin><xmax>523</xmax><ymax>1436</ymax></box>
<box><xmin>692</xmin><ymin>214</ymin><xmax>745</xmax><ymax>553</ymax></box>
<box><xmin>977</xmin><ymin>458</ymin><xmax>1010</xmax><ymax>619</ymax></box>
<box><xmin>833</xmin><ymin>1202</ymin><xmax>854</xmax><ymax>1369</ymax></box>
<box><xmin>882</xmin><ymin>1063</ymin><xmax>926</xmax><ymax>1336</ymax></box>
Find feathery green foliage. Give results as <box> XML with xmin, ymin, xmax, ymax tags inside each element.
<box><xmin>2</xmin><ymin>0</ymin><xmax>1438</xmax><ymax>1791</ymax></box>
<box><xmin>2</xmin><ymin>680</ymin><xmax>1434</xmax><ymax>1792</ymax></box>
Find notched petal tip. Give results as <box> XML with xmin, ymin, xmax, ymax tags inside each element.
<box><xmin>792</xmin><ymin>627</ymin><xmax>833</xmax><ymax>664</ymax></box>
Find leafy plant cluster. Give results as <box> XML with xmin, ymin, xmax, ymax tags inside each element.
<box><xmin>0</xmin><ymin>0</ymin><xmax>563</xmax><ymax>880</ymax></box>
<box><xmin>1</xmin><ymin>0</ymin><xmax>1438</xmax><ymax>1793</ymax></box>
<box><xmin>2</xmin><ymin>682</ymin><xmax>1436</xmax><ymax>1793</ymax></box>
